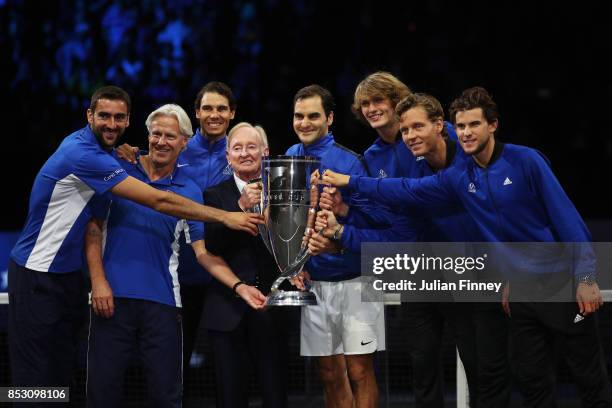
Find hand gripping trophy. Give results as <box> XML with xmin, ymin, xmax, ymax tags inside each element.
<box><xmin>251</xmin><ymin>155</ymin><xmax>321</xmax><ymax>306</ymax></box>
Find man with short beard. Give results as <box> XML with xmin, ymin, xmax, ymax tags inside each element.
<box><xmin>8</xmin><ymin>86</ymin><xmax>261</xmax><ymax>393</ymax></box>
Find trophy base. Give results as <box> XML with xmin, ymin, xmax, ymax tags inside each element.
<box><xmin>266</xmin><ymin>290</ymin><xmax>317</xmax><ymax>306</ymax></box>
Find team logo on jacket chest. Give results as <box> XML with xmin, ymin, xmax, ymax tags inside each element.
<box><xmin>468</xmin><ymin>182</ymin><xmax>477</xmax><ymax>193</ymax></box>
<box><xmin>378</xmin><ymin>169</ymin><xmax>387</xmax><ymax>178</ymax></box>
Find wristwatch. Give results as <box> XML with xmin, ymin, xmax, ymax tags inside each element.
<box><xmin>577</xmin><ymin>274</ymin><xmax>597</xmax><ymax>286</ymax></box>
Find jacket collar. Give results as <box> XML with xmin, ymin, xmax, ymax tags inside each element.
<box><xmin>302</xmin><ymin>133</ymin><xmax>334</xmax><ymax>156</ymax></box>
<box><xmin>488</xmin><ymin>140</ymin><xmax>505</xmax><ymax>166</ymax></box>
<box><xmin>469</xmin><ymin>139</ymin><xmax>505</xmax><ymax>169</ymax></box>
<box><xmin>372</xmin><ymin>132</ymin><xmax>403</xmax><ymax>150</ymax></box>
<box><xmin>194</xmin><ymin>128</ymin><xmax>227</xmax><ymax>153</ymax></box>
<box><xmin>445</xmin><ymin>138</ymin><xmax>458</xmax><ymax>168</ymax></box>
<box><xmin>133</xmin><ymin>155</ymin><xmax>187</xmax><ymax>187</ymax></box>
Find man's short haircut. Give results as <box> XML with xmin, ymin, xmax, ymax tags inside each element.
<box><xmin>194</xmin><ymin>81</ymin><xmax>236</xmax><ymax>112</ymax></box>
<box><xmin>90</xmin><ymin>85</ymin><xmax>131</xmax><ymax>113</ymax></box>
<box><xmin>293</xmin><ymin>84</ymin><xmax>335</xmax><ymax>117</ymax></box>
<box><xmin>145</xmin><ymin>104</ymin><xmax>194</xmax><ymax>138</ymax></box>
<box><xmin>351</xmin><ymin>71</ymin><xmax>412</xmax><ymax>124</ymax></box>
<box><xmin>227</xmin><ymin>122</ymin><xmax>269</xmax><ymax>150</ymax></box>
<box><xmin>396</xmin><ymin>93</ymin><xmax>448</xmax><ymax>138</ymax></box>
<box><xmin>449</xmin><ymin>87</ymin><xmax>499</xmax><ymax>125</ymax></box>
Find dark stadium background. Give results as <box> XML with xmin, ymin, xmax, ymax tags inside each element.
<box><xmin>1</xmin><ymin>1</ymin><xmax>610</xmax><ymax>406</ymax></box>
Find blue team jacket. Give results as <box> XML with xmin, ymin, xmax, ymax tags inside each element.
<box><xmin>286</xmin><ymin>133</ymin><xmax>370</xmax><ymax>281</ymax></box>
<box><xmin>362</xmin><ymin>121</ymin><xmax>457</xmax><ymax>181</ymax></box>
<box><xmin>412</xmin><ymin>139</ymin><xmax>483</xmax><ymax>242</ymax></box>
<box><xmin>348</xmin><ymin>141</ymin><xmax>595</xmax><ymax>277</ymax></box>
<box><xmin>341</xmin><ymin>123</ymin><xmax>459</xmax><ymax>251</ymax></box>
<box><xmin>341</xmin><ymin>134</ymin><xmax>422</xmax><ymax>251</ymax></box>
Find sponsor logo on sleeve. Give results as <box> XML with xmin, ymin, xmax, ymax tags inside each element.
<box><xmin>104</xmin><ymin>168</ymin><xmax>125</xmax><ymax>182</ymax></box>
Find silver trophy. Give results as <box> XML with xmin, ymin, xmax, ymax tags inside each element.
<box><xmin>253</xmin><ymin>155</ymin><xmax>321</xmax><ymax>306</ymax></box>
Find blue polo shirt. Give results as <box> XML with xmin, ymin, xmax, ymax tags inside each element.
<box><xmin>94</xmin><ymin>158</ymin><xmax>204</xmax><ymax>307</ymax></box>
<box><xmin>11</xmin><ymin>125</ymin><xmax>127</xmax><ymax>273</ymax></box>
<box><xmin>176</xmin><ymin>129</ymin><xmax>232</xmax><ymax>285</ymax></box>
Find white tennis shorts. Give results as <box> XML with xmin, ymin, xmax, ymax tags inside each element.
<box><xmin>300</xmin><ymin>276</ymin><xmax>385</xmax><ymax>356</ymax></box>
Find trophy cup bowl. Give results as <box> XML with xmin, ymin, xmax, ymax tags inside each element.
<box><xmin>255</xmin><ymin>155</ymin><xmax>321</xmax><ymax>306</ymax></box>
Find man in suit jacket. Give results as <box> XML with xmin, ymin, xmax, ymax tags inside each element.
<box><xmin>202</xmin><ymin>122</ymin><xmax>291</xmax><ymax>408</ymax></box>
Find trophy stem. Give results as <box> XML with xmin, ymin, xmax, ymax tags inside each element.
<box><xmin>270</xmin><ymin>275</ymin><xmax>285</xmax><ymax>293</ymax></box>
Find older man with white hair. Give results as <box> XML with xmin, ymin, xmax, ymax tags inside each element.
<box><xmin>85</xmin><ymin>104</ymin><xmax>238</xmax><ymax>408</ymax></box>
<box><xmin>201</xmin><ymin>122</ymin><xmax>291</xmax><ymax>408</ymax></box>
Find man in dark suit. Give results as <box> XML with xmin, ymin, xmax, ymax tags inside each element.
<box><xmin>202</xmin><ymin>122</ymin><xmax>291</xmax><ymax>408</ymax></box>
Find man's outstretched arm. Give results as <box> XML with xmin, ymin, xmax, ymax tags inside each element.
<box><xmin>110</xmin><ymin>176</ymin><xmax>263</xmax><ymax>235</ymax></box>
<box><xmin>322</xmin><ymin>169</ymin><xmax>456</xmax><ymax>210</ymax></box>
